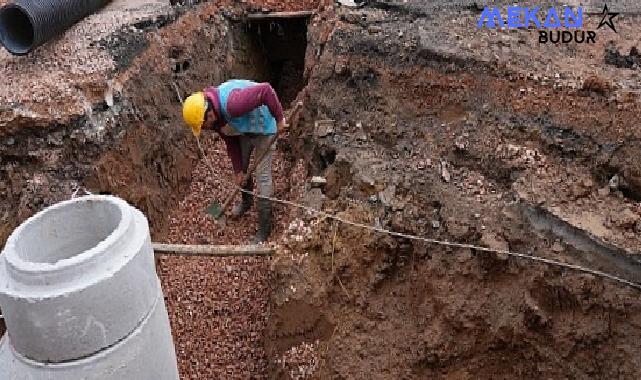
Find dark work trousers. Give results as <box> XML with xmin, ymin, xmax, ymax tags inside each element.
<box><xmin>239</xmin><ymin>134</ymin><xmax>275</xmax><ymax>199</ymax></box>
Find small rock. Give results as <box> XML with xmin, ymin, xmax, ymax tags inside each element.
<box><xmin>392</xmin><ymin>200</ymin><xmax>405</xmax><ymax>211</ymax></box>
<box><xmin>336</xmin><ymin>0</ymin><xmax>365</xmax><ymax>7</ymax></box>
<box><xmin>454</xmin><ymin>140</ymin><xmax>467</xmax><ymax>151</ymax></box>
<box><xmin>480</xmin><ymin>232</ymin><xmax>509</xmax><ymax>252</ymax></box>
<box><xmin>432</xmin><ymin>220</ymin><xmax>441</xmax><ymax>229</ymax></box>
<box><xmin>379</xmin><ymin>185</ymin><xmax>396</xmax><ymax>207</ymax></box>
<box><xmin>609</xmin><ymin>175</ymin><xmax>620</xmax><ymax>190</ymax></box>
<box><xmin>582</xmin><ymin>178</ymin><xmax>594</xmax><ymax>188</ymax></box>
<box><xmin>310</xmin><ymin>176</ymin><xmax>327</xmax><ymax>188</ymax></box>
<box><xmin>105</xmin><ymin>87</ymin><xmax>114</xmax><ymax>108</ymax></box>
<box><xmin>314</xmin><ymin>120</ymin><xmax>335</xmax><ymax>137</ymax></box>
<box><xmin>441</xmin><ymin>162</ymin><xmax>451</xmax><ymax>183</ymax></box>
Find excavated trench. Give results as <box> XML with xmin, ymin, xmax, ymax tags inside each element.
<box><xmin>0</xmin><ymin>3</ymin><xmax>312</xmax><ymax>376</ymax></box>
<box><xmin>3</xmin><ymin>1</ymin><xmax>641</xmax><ymax>379</ymax></box>
<box><xmin>156</xmin><ymin>12</ymin><xmax>312</xmax><ymax>378</ymax></box>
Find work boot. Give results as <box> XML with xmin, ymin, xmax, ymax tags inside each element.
<box><xmin>231</xmin><ymin>181</ymin><xmax>253</xmax><ymax>219</ymax></box>
<box><xmin>252</xmin><ymin>199</ymin><xmax>272</xmax><ymax>244</ymax></box>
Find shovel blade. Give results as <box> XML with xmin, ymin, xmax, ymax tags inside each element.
<box><xmin>206</xmin><ymin>201</ymin><xmax>225</xmax><ymax>220</ymax></box>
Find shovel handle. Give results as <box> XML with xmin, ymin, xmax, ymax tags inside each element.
<box><xmin>218</xmin><ymin>135</ymin><xmax>277</xmax><ymax>213</ymax></box>
<box><xmin>216</xmin><ymin>102</ymin><xmax>304</xmax><ymax>217</ymax></box>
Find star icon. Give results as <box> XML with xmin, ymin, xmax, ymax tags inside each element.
<box><xmin>597</xmin><ymin>4</ymin><xmax>619</xmax><ymax>33</ymax></box>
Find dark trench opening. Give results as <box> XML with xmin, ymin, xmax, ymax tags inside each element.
<box><xmin>0</xmin><ymin>5</ymin><xmax>35</xmax><ymax>55</ymax></box>
<box><xmin>235</xmin><ymin>15</ymin><xmax>309</xmax><ymax>107</ymax></box>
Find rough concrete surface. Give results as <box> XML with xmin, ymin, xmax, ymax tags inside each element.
<box><xmin>0</xmin><ymin>290</ymin><xmax>178</xmax><ymax>379</ymax></box>
<box><xmin>0</xmin><ymin>196</ymin><xmax>177</xmax><ymax>378</ymax></box>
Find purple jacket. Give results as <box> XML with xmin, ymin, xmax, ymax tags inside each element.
<box><xmin>204</xmin><ymin>83</ymin><xmax>285</xmax><ymax>173</ymax></box>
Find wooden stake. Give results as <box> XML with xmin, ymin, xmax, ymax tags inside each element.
<box><xmin>247</xmin><ymin>11</ymin><xmax>314</xmax><ymax>20</ymax></box>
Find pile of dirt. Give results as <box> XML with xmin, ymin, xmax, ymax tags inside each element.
<box><xmin>262</xmin><ymin>1</ymin><xmax>641</xmax><ymax>378</ymax></box>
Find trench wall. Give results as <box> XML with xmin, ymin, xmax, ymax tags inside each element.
<box><xmin>0</xmin><ymin>4</ymin><xmax>273</xmax><ymax>246</ymax></box>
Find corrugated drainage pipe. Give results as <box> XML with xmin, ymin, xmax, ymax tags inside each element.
<box><xmin>0</xmin><ymin>195</ymin><xmax>179</xmax><ymax>379</ymax></box>
<box><xmin>0</xmin><ymin>0</ymin><xmax>111</xmax><ymax>55</ymax></box>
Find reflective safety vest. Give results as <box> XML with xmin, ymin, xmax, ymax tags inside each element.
<box><xmin>218</xmin><ymin>79</ymin><xmax>277</xmax><ymax>135</ymax></box>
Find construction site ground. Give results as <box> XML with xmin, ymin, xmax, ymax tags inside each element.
<box><xmin>2</xmin><ymin>0</ymin><xmax>641</xmax><ymax>378</ymax></box>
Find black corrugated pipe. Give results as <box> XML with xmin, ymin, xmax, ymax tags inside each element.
<box><xmin>0</xmin><ymin>0</ymin><xmax>112</xmax><ymax>55</ymax></box>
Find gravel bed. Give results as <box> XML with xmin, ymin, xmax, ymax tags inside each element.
<box><xmin>158</xmin><ymin>132</ymin><xmax>306</xmax><ymax>378</ymax></box>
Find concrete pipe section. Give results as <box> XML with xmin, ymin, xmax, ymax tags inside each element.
<box><xmin>0</xmin><ymin>195</ymin><xmax>179</xmax><ymax>379</ymax></box>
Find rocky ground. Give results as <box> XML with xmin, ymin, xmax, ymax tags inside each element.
<box><xmin>158</xmin><ymin>132</ymin><xmax>306</xmax><ymax>378</ymax></box>
<box><xmin>2</xmin><ymin>0</ymin><xmax>641</xmax><ymax>379</ymax></box>
<box><xmin>263</xmin><ymin>0</ymin><xmax>641</xmax><ymax>378</ymax></box>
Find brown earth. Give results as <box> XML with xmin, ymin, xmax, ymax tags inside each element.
<box><xmin>3</xmin><ymin>0</ymin><xmax>641</xmax><ymax>379</ymax></box>
<box><xmin>1</xmin><ymin>0</ymin><xmax>320</xmax><ymax>376</ymax></box>
<box><xmin>263</xmin><ymin>2</ymin><xmax>641</xmax><ymax>379</ymax></box>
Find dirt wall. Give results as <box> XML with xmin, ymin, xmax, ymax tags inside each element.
<box><xmin>0</xmin><ymin>2</ymin><xmax>278</xmax><ymax>244</ymax></box>
<box><xmin>265</xmin><ymin>2</ymin><xmax>641</xmax><ymax>378</ymax></box>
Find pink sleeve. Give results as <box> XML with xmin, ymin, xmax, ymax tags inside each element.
<box><xmin>225</xmin><ymin>83</ymin><xmax>285</xmax><ymax>122</ymax></box>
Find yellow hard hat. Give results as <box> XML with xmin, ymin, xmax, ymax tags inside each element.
<box><xmin>182</xmin><ymin>92</ymin><xmax>206</xmax><ymax>137</ymax></box>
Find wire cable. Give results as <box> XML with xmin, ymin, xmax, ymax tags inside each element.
<box><xmin>195</xmin><ymin>134</ymin><xmax>641</xmax><ymax>292</ymax></box>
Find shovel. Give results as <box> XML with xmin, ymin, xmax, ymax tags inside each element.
<box><xmin>206</xmin><ymin>135</ymin><xmax>277</xmax><ymax>220</ymax></box>
<box><xmin>206</xmin><ymin>101</ymin><xmax>303</xmax><ymax>220</ymax></box>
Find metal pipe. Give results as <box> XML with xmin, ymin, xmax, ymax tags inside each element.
<box><xmin>0</xmin><ymin>0</ymin><xmax>112</xmax><ymax>55</ymax></box>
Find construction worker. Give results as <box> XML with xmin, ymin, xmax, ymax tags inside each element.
<box><xmin>182</xmin><ymin>79</ymin><xmax>287</xmax><ymax>243</ymax></box>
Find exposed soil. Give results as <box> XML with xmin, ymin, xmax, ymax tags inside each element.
<box><xmin>0</xmin><ymin>0</ymin><xmax>317</xmax><ymax>372</ymax></box>
<box><xmin>263</xmin><ymin>1</ymin><xmax>641</xmax><ymax>378</ymax></box>
<box><xmin>3</xmin><ymin>0</ymin><xmax>641</xmax><ymax>379</ymax></box>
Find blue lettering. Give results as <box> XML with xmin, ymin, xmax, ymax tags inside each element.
<box><xmin>524</xmin><ymin>7</ymin><xmax>541</xmax><ymax>28</ymax></box>
<box><xmin>564</xmin><ymin>6</ymin><xmax>583</xmax><ymax>28</ymax></box>
<box><xmin>478</xmin><ymin>7</ymin><xmax>505</xmax><ymax>29</ymax></box>
<box><xmin>544</xmin><ymin>7</ymin><xmax>562</xmax><ymax>28</ymax></box>
<box><xmin>507</xmin><ymin>7</ymin><xmax>524</xmax><ymax>28</ymax></box>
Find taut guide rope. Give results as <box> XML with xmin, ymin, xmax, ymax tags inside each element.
<box><xmin>195</xmin><ymin>137</ymin><xmax>641</xmax><ymax>293</ymax></box>
<box><xmin>171</xmin><ymin>81</ymin><xmax>641</xmax><ymax>292</ymax></box>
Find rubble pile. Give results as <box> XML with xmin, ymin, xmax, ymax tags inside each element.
<box><xmin>262</xmin><ymin>1</ymin><xmax>641</xmax><ymax>378</ymax></box>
